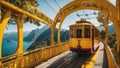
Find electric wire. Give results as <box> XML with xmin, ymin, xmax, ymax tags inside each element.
<box><xmin>44</xmin><ymin>0</ymin><xmax>57</xmax><ymax>13</ymax></box>
<box><xmin>53</xmin><ymin>0</ymin><xmax>61</xmax><ymax>9</ymax></box>
<box><xmin>77</xmin><ymin>11</ymin><xmax>99</xmax><ymax>20</ymax></box>
<box><xmin>53</xmin><ymin>0</ymin><xmax>76</xmax><ymax>21</ymax></box>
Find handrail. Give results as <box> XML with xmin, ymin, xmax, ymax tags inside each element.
<box><xmin>104</xmin><ymin>43</ymin><xmax>118</xmax><ymax>68</ymax></box>
<box><xmin>0</xmin><ymin>1</ymin><xmax>53</xmax><ymax>26</ymax></box>
<box><xmin>0</xmin><ymin>42</ymin><xmax>70</xmax><ymax>68</ymax></box>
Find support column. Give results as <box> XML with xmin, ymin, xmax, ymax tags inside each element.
<box><xmin>105</xmin><ymin>19</ymin><xmax>108</xmax><ymax>44</ymax></box>
<box><xmin>0</xmin><ymin>10</ymin><xmax>11</xmax><ymax>58</ymax></box>
<box><xmin>118</xmin><ymin>0</ymin><xmax>120</xmax><ymax>67</ymax></box>
<box><xmin>117</xmin><ymin>0</ymin><xmax>120</xmax><ymax>20</ymax></box>
<box><xmin>58</xmin><ymin>22</ymin><xmax>62</xmax><ymax>44</ymax></box>
<box><xmin>118</xmin><ymin>0</ymin><xmax>120</xmax><ymax>56</ymax></box>
<box><xmin>0</xmin><ymin>4</ymin><xmax>1</xmax><ymax>23</ymax></box>
<box><xmin>51</xmin><ymin>25</ymin><xmax>55</xmax><ymax>45</ymax></box>
<box><xmin>113</xmin><ymin>20</ymin><xmax>120</xmax><ymax>67</ymax></box>
<box><xmin>14</xmin><ymin>16</ymin><xmax>23</xmax><ymax>54</ymax></box>
<box><xmin>117</xmin><ymin>0</ymin><xmax>120</xmax><ymax>67</ymax></box>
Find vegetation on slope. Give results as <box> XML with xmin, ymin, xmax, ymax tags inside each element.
<box><xmin>5</xmin><ymin>0</ymin><xmax>40</xmax><ymax>25</ymax></box>
<box><xmin>100</xmin><ymin>30</ymin><xmax>116</xmax><ymax>48</ymax></box>
<box><xmin>27</xmin><ymin>28</ymin><xmax>69</xmax><ymax>50</ymax></box>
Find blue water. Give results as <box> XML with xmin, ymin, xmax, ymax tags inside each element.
<box><xmin>2</xmin><ymin>39</ymin><xmax>33</xmax><ymax>57</ymax></box>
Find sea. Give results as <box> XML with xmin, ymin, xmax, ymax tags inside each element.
<box><xmin>2</xmin><ymin>39</ymin><xmax>33</xmax><ymax>57</ymax></box>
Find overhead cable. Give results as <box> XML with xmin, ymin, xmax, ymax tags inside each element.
<box><xmin>53</xmin><ymin>0</ymin><xmax>61</xmax><ymax>9</ymax></box>
<box><xmin>44</xmin><ymin>0</ymin><xmax>57</xmax><ymax>13</ymax></box>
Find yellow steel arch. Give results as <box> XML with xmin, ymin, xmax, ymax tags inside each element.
<box><xmin>0</xmin><ymin>10</ymin><xmax>11</xmax><ymax>58</ymax></box>
<box><xmin>52</xmin><ymin>0</ymin><xmax>119</xmax><ymax>47</ymax></box>
<box><xmin>54</xmin><ymin>0</ymin><xmax>117</xmax><ymax>24</ymax></box>
<box><xmin>52</xmin><ymin>0</ymin><xmax>120</xmax><ymax>66</ymax></box>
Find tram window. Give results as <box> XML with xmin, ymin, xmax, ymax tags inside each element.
<box><xmin>84</xmin><ymin>25</ymin><xmax>90</xmax><ymax>38</ymax></box>
<box><xmin>70</xmin><ymin>29</ymin><xmax>74</xmax><ymax>38</ymax></box>
<box><xmin>76</xmin><ymin>29</ymin><xmax>82</xmax><ymax>38</ymax></box>
<box><xmin>75</xmin><ymin>25</ymin><xmax>82</xmax><ymax>29</ymax></box>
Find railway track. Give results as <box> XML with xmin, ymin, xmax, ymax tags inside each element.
<box><xmin>48</xmin><ymin>52</ymin><xmax>90</xmax><ymax>68</ymax></box>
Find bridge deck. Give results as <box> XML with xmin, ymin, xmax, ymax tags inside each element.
<box><xmin>36</xmin><ymin>42</ymin><xmax>108</xmax><ymax>68</ymax></box>
<box><xmin>35</xmin><ymin>51</ymin><xmax>72</xmax><ymax>68</ymax></box>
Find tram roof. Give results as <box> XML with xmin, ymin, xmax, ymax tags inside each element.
<box><xmin>69</xmin><ymin>19</ymin><xmax>93</xmax><ymax>27</ymax></box>
<box><xmin>69</xmin><ymin>22</ymin><xmax>92</xmax><ymax>27</ymax></box>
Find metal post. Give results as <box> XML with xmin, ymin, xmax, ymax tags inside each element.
<box><xmin>105</xmin><ymin>18</ymin><xmax>108</xmax><ymax>44</ymax></box>
<box><xmin>117</xmin><ymin>0</ymin><xmax>120</xmax><ymax>67</ymax></box>
<box><xmin>50</xmin><ymin>25</ymin><xmax>55</xmax><ymax>45</ymax></box>
<box><xmin>0</xmin><ymin>10</ymin><xmax>11</xmax><ymax>58</ymax></box>
<box><xmin>14</xmin><ymin>16</ymin><xmax>23</xmax><ymax>54</ymax></box>
<box><xmin>115</xmin><ymin>0</ymin><xmax>120</xmax><ymax>67</ymax></box>
<box><xmin>119</xmin><ymin>2</ymin><xmax>120</xmax><ymax>68</ymax></box>
<box><xmin>58</xmin><ymin>22</ymin><xmax>62</xmax><ymax>44</ymax></box>
<box><xmin>117</xmin><ymin>0</ymin><xmax>120</xmax><ymax>20</ymax></box>
<box><xmin>0</xmin><ymin>4</ymin><xmax>1</xmax><ymax>23</ymax></box>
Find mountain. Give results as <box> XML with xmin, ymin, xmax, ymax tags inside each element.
<box><xmin>28</xmin><ymin>28</ymin><xmax>51</xmax><ymax>48</ymax></box>
<box><xmin>27</xmin><ymin>24</ymin><xmax>114</xmax><ymax>50</ymax></box>
<box><xmin>3</xmin><ymin>31</ymin><xmax>30</xmax><ymax>41</ymax></box>
<box><xmin>24</xmin><ymin>31</ymin><xmax>30</xmax><ymax>37</ymax></box>
<box><xmin>97</xmin><ymin>24</ymin><xmax>114</xmax><ymax>34</ymax></box>
<box><xmin>108</xmin><ymin>25</ymin><xmax>114</xmax><ymax>34</ymax></box>
<box><xmin>27</xmin><ymin>28</ymin><xmax>69</xmax><ymax>50</ymax></box>
<box><xmin>24</xmin><ymin>25</ymin><xmax>49</xmax><ymax>41</ymax></box>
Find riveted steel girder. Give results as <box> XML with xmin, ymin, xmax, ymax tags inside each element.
<box><xmin>0</xmin><ymin>1</ymin><xmax>53</xmax><ymax>26</ymax></box>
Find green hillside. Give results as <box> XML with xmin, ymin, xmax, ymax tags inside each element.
<box><xmin>27</xmin><ymin>28</ymin><xmax>69</xmax><ymax>50</ymax></box>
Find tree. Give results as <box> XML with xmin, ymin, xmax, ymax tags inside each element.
<box><xmin>6</xmin><ymin>0</ymin><xmax>39</xmax><ymax>9</ymax></box>
<box><xmin>100</xmin><ymin>30</ymin><xmax>106</xmax><ymax>40</ymax></box>
<box><xmin>5</xmin><ymin>0</ymin><xmax>40</xmax><ymax>26</ymax></box>
<box><xmin>108</xmin><ymin>32</ymin><xmax>116</xmax><ymax>48</ymax></box>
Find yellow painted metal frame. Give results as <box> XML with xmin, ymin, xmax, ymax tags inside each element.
<box><xmin>14</xmin><ymin>17</ymin><xmax>23</xmax><ymax>54</ymax></box>
<box><xmin>105</xmin><ymin>17</ymin><xmax>109</xmax><ymax>44</ymax></box>
<box><xmin>0</xmin><ymin>1</ymin><xmax>54</xmax><ymax>58</ymax></box>
<box><xmin>116</xmin><ymin>0</ymin><xmax>120</xmax><ymax>67</ymax></box>
<box><xmin>104</xmin><ymin>43</ymin><xmax>118</xmax><ymax>68</ymax></box>
<box><xmin>0</xmin><ymin>10</ymin><xmax>23</xmax><ymax>58</ymax></box>
<box><xmin>52</xmin><ymin>0</ymin><xmax>120</xmax><ymax>67</ymax></box>
<box><xmin>0</xmin><ymin>42</ymin><xmax>70</xmax><ymax>68</ymax></box>
<box><xmin>0</xmin><ymin>4</ymin><xmax>1</xmax><ymax>23</ymax></box>
<box><xmin>0</xmin><ymin>0</ymin><xmax>119</xmax><ymax>67</ymax></box>
<box><xmin>0</xmin><ymin>10</ymin><xmax>11</xmax><ymax>58</ymax></box>
<box><xmin>82</xmin><ymin>46</ymin><xmax>100</xmax><ymax>68</ymax></box>
<box><xmin>0</xmin><ymin>1</ymin><xmax>53</xmax><ymax>26</ymax></box>
<box><xmin>52</xmin><ymin>0</ymin><xmax>118</xmax><ymax>44</ymax></box>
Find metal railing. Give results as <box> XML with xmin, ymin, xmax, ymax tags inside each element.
<box><xmin>0</xmin><ymin>42</ymin><xmax>70</xmax><ymax>68</ymax></box>
<box><xmin>104</xmin><ymin>43</ymin><xmax>118</xmax><ymax>68</ymax></box>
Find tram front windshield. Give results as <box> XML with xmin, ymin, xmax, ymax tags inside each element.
<box><xmin>84</xmin><ymin>25</ymin><xmax>90</xmax><ymax>38</ymax></box>
<box><xmin>76</xmin><ymin>29</ymin><xmax>82</xmax><ymax>38</ymax></box>
<box><xmin>76</xmin><ymin>26</ymin><xmax>82</xmax><ymax>38</ymax></box>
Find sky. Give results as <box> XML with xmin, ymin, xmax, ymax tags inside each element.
<box><xmin>4</xmin><ymin>0</ymin><xmax>116</xmax><ymax>33</ymax></box>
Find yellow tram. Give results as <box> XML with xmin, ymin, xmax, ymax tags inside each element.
<box><xmin>69</xmin><ymin>20</ymin><xmax>100</xmax><ymax>54</ymax></box>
